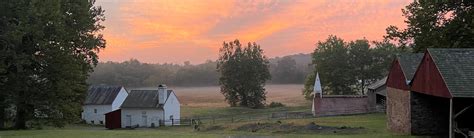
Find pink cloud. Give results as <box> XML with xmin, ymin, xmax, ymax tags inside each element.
<box><xmin>95</xmin><ymin>0</ymin><xmax>411</xmax><ymax>64</ymax></box>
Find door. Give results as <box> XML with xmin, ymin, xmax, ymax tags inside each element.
<box><xmin>142</xmin><ymin>116</ymin><xmax>147</xmax><ymax>127</ymax></box>
<box><xmin>125</xmin><ymin>115</ymin><xmax>131</xmax><ymax>128</ymax></box>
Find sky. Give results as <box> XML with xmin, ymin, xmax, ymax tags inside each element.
<box><xmin>95</xmin><ymin>0</ymin><xmax>411</xmax><ymax>64</ymax></box>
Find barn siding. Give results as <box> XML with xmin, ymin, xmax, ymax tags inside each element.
<box><xmin>410</xmin><ymin>92</ymin><xmax>449</xmax><ymax>135</ymax></box>
<box><xmin>386</xmin><ymin>87</ymin><xmax>411</xmax><ymax>134</ymax></box>
<box><xmin>386</xmin><ymin>60</ymin><xmax>409</xmax><ymax>90</ymax></box>
<box><xmin>410</xmin><ymin>53</ymin><xmax>451</xmax><ymax>98</ymax></box>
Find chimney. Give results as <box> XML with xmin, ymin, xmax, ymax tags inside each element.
<box><xmin>158</xmin><ymin>84</ymin><xmax>167</xmax><ymax>104</ymax></box>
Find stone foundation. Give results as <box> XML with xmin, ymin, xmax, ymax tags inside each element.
<box><xmin>386</xmin><ymin>87</ymin><xmax>411</xmax><ymax>134</ymax></box>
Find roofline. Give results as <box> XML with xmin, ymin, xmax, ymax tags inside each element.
<box><xmin>409</xmin><ymin>49</ymin><xmax>453</xmax><ymax>98</ymax></box>
<box><xmin>164</xmin><ymin>90</ymin><xmax>180</xmax><ymax>105</ymax></box>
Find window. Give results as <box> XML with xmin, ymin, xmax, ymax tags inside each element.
<box><xmin>100</xmin><ymin>121</ymin><xmax>103</xmax><ymax>124</ymax></box>
<box><xmin>94</xmin><ymin>109</ymin><xmax>97</xmax><ymax>114</ymax></box>
<box><xmin>142</xmin><ymin>111</ymin><xmax>146</xmax><ymax>114</ymax></box>
<box><xmin>91</xmin><ymin>120</ymin><xmax>94</xmax><ymax>124</ymax></box>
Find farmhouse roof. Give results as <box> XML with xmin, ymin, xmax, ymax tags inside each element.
<box><xmin>121</xmin><ymin>90</ymin><xmax>173</xmax><ymax>108</ymax></box>
<box><xmin>428</xmin><ymin>48</ymin><xmax>474</xmax><ymax>97</ymax></box>
<box><xmin>397</xmin><ymin>53</ymin><xmax>424</xmax><ymax>81</ymax></box>
<box><xmin>84</xmin><ymin>85</ymin><xmax>123</xmax><ymax>105</ymax></box>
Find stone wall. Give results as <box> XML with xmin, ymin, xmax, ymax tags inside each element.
<box><xmin>386</xmin><ymin>87</ymin><xmax>411</xmax><ymax>134</ymax></box>
<box><xmin>313</xmin><ymin>95</ymin><xmax>372</xmax><ymax>116</ymax></box>
<box><xmin>410</xmin><ymin>92</ymin><xmax>449</xmax><ymax>136</ymax></box>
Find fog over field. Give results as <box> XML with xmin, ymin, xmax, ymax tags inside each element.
<box><xmin>130</xmin><ymin>84</ymin><xmax>308</xmax><ymax>108</ymax></box>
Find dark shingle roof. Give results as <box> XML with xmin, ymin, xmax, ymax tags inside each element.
<box><xmin>428</xmin><ymin>48</ymin><xmax>474</xmax><ymax>98</ymax></box>
<box><xmin>397</xmin><ymin>53</ymin><xmax>424</xmax><ymax>81</ymax></box>
<box><xmin>84</xmin><ymin>85</ymin><xmax>123</xmax><ymax>105</ymax></box>
<box><xmin>368</xmin><ymin>77</ymin><xmax>387</xmax><ymax>90</ymax></box>
<box><xmin>121</xmin><ymin>89</ymin><xmax>173</xmax><ymax>108</ymax></box>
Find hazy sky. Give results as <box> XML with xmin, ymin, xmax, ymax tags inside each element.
<box><xmin>95</xmin><ymin>0</ymin><xmax>410</xmax><ymax>64</ymax></box>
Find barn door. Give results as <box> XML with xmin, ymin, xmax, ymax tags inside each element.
<box><xmin>125</xmin><ymin>115</ymin><xmax>131</xmax><ymax>128</ymax></box>
<box><xmin>142</xmin><ymin>116</ymin><xmax>147</xmax><ymax>127</ymax></box>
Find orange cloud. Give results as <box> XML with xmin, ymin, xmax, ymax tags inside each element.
<box><xmin>95</xmin><ymin>0</ymin><xmax>411</xmax><ymax>64</ymax></box>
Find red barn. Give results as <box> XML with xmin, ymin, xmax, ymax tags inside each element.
<box><xmin>386</xmin><ymin>53</ymin><xmax>423</xmax><ymax>134</ymax></box>
<box><xmin>410</xmin><ymin>49</ymin><xmax>474</xmax><ymax>137</ymax></box>
<box><xmin>105</xmin><ymin>109</ymin><xmax>121</xmax><ymax>129</ymax></box>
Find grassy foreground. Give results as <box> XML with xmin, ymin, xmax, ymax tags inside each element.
<box><xmin>0</xmin><ymin>113</ymin><xmax>413</xmax><ymax>138</ymax></box>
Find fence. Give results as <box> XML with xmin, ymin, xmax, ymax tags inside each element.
<box><xmin>178</xmin><ymin>111</ymin><xmax>314</xmax><ymax>126</ymax></box>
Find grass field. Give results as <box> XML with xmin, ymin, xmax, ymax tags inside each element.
<box><xmin>0</xmin><ymin>113</ymin><xmax>412</xmax><ymax>138</ymax></box>
<box><xmin>0</xmin><ymin>84</ymin><xmax>409</xmax><ymax>137</ymax></box>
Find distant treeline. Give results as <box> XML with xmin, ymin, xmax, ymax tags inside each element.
<box><xmin>87</xmin><ymin>54</ymin><xmax>313</xmax><ymax>87</ymax></box>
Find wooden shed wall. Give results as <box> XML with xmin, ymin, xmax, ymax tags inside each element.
<box><xmin>105</xmin><ymin>109</ymin><xmax>121</xmax><ymax>129</ymax></box>
<box><xmin>386</xmin><ymin>60</ymin><xmax>409</xmax><ymax>90</ymax></box>
<box><xmin>410</xmin><ymin>53</ymin><xmax>452</xmax><ymax>98</ymax></box>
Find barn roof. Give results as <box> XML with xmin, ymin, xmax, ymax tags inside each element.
<box><xmin>121</xmin><ymin>90</ymin><xmax>173</xmax><ymax>108</ymax></box>
<box><xmin>368</xmin><ymin>77</ymin><xmax>387</xmax><ymax>90</ymax></box>
<box><xmin>428</xmin><ymin>48</ymin><xmax>474</xmax><ymax>97</ymax></box>
<box><xmin>84</xmin><ymin>85</ymin><xmax>123</xmax><ymax>105</ymax></box>
<box><xmin>397</xmin><ymin>53</ymin><xmax>424</xmax><ymax>81</ymax></box>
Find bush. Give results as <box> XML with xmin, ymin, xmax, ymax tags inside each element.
<box><xmin>268</xmin><ymin>102</ymin><xmax>285</xmax><ymax>108</ymax></box>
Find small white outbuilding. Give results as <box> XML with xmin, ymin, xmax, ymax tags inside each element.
<box><xmin>82</xmin><ymin>85</ymin><xmax>128</xmax><ymax>125</ymax></box>
<box><xmin>120</xmin><ymin>84</ymin><xmax>180</xmax><ymax>128</ymax></box>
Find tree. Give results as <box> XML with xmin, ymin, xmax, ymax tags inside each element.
<box><xmin>271</xmin><ymin>57</ymin><xmax>300</xmax><ymax>84</ymax></box>
<box><xmin>385</xmin><ymin>1</ymin><xmax>474</xmax><ymax>51</ymax></box>
<box><xmin>0</xmin><ymin>0</ymin><xmax>105</xmax><ymax>129</ymax></box>
<box><xmin>348</xmin><ymin>39</ymin><xmax>373</xmax><ymax>95</ymax></box>
<box><xmin>302</xmin><ymin>36</ymin><xmax>407</xmax><ymax>99</ymax></box>
<box><xmin>302</xmin><ymin>35</ymin><xmax>355</xmax><ymax>97</ymax></box>
<box><xmin>217</xmin><ymin>39</ymin><xmax>271</xmax><ymax>108</ymax></box>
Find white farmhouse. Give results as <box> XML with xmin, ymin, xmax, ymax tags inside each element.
<box><xmin>82</xmin><ymin>85</ymin><xmax>128</xmax><ymax>125</ymax></box>
<box><xmin>120</xmin><ymin>84</ymin><xmax>180</xmax><ymax>128</ymax></box>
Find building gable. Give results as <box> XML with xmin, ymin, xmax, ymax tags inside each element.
<box><xmin>387</xmin><ymin>60</ymin><xmax>409</xmax><ymax>90</ymax></box>
<box><xmin>410</xmin><ymin>52</ymin><xmax>452</xmax><ymax>98</ymax></box>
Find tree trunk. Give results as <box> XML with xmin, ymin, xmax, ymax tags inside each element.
<box><xmin>14</xmin><ymin>91</ymin><xmax>26</xmax><ymax>129</ymax></box>
<box><xmin>0</xmin><ymin>96</ymin><xmax>4</xmax><ymax>129</ymax></box>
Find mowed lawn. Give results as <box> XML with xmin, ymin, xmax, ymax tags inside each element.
<box><xmin>0</xmin><ymin>84</ymin><xmax>411</xmax><ymax>137</ymax></box>
<box><xmin>0</xmin><ymin>113</ymin><xmax>412</xmax><ymax>138</ymax></box>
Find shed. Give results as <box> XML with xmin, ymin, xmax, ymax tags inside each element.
<box><xmin>368</xmin><ymin>77</ymin><xmax>387</xmax><ymax>112</ymax></box>
<box><xmin>385</xmin><ymin>53</ymin><xmax>423</xmax><ymax>134</ymax></box>
<box><xmin>105</xmin><ymin>109</ymin><xmax>121</xmax><ymax>129</ymax></box>
<box><xmin>410</xmin><ymin>48</ymin><xmax>474</xmax><ymax>137</ymax></box>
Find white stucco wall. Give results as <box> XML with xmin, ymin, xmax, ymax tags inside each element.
<box><xmin>163</xmin><ymin>92</ymin><xmax>180</xmax><ymax>126</ymax></box>
<box><xmin>121</xmin><ymin>108</ymin><xmax>163</xmax><ymax>128</ymax></box>
<box><xmin>82</xmin><ymin>105</ymin><xmax>111</xmax><ymax>125</ymax></box>
<box><xmin>112</xmin><ymin>88</ymin><xmax>128</xmax><ymax>110</ymax></box>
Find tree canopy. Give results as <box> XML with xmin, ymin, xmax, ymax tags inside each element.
<box><xmin>0</xmin><ymin>0</ymin><xmax>105</xmax><ymax>129</ymax></box>
<box><xmin>217</xmin><ymin>40</ymin><xmax>271</xmax><ymax>108</ymax></box>
<box><xmin>385</xmin><ymin>0</ymin><xmax>474</xmax><ymax>51</ymax></box>
<box><xmin>302</xmin><ymin>36</ymin><xmax>407</xmax><ymax>99</ymax></box>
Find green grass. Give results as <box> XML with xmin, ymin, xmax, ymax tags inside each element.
<box><xmin>181</xmin><ymin>105</ymin><xmax>310</xmax><ymax>118</ymax></box>
<box><xmin>0</xmin><ymin>113</ymin><xmax>415</xmax><ymax>138</ymax></box>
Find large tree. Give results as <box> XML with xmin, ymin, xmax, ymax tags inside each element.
<box><xmin>0</xmin><ymin>0</ymin><xmax>105</xmax><ymax>129</ymax></box>
<box><xmin>302</xmin><ymin>36</ymin><xmax>406</xmax><ymax>99</ymax></box>
<box><xmin>385</xmin><ymin>0</ymin><xmax>474</xmax><ymax>51</ymax></box>
<box><xmin>217</xmin><ymin>40</ymin><xmax>270</xmax><ymax>108</ymax></box>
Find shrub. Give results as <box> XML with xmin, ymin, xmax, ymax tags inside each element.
<box><xmin>268</xmin><ymin>102</ymin><xmax>285</xmax><ymax>108</ymax></box>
